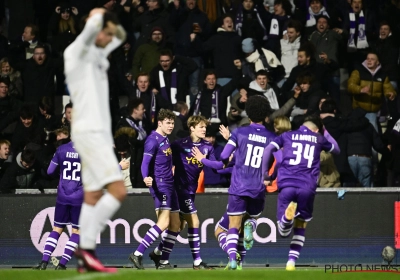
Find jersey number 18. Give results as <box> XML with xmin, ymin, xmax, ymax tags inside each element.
<box><xmin>244</xmin><ymin>144</ymin><xmax>264</xmax><ymax>168</ymax></box>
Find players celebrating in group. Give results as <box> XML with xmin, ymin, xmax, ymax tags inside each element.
<box><xmin>31</xmin><ymin>6</ymin><xmax>341</xmax><ymax>273</ymax></box>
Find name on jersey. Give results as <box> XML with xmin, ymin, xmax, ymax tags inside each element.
<box><xmin>292</xmin><ymin>134</ymin><xmax>317</xmax><ymax>143</ymax></box>
<box><xmin>248</xmin><ymin>134</ymin><xmax>267</xmax><ymax>144</ymax></box>
<box><xmin>66</xmin><ymin>152</ymin><xmax>79</xmax><ymax>158</ymax></box>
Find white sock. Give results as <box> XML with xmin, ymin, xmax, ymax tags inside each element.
<box><xmin>134</xmin><ymin>251</ymin><xmax>143</xmax><ymax>256</ymax></box>
<box><xmin>78</xmin><ymin>203</ymin><xmax>96</xmax><ymax>249</ymax></box>
<box><xmin>193</xmin><ymin>259</ymin><xmax>202</xmax><ymax>266</ymax></box>
<box><xmin>80</xmin><ymin>193</ymin><xmax>121</xmax><ymax>250</ymax></box>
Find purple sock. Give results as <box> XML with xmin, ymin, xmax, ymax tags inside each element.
<box><xmin>217</xmin><ymin>232</ymin><xmax>227</xmax><ymax>253</ymax></box>
<box><xmin>59</xmin><ymin>233</ymin><xmax>79</xmax><ymax>266</ymax></box>
<box><xmin>226</xmin><ymin>228</ymin><xmax>239</xmax><ymax>261</ymax></box>
<box><xmin>188</xmin><ymin>228</ymin><xmax>201</xmax><ymax>262</ymax></box>
<box><xmin>278</xmin><ymin>214</ymin><xmax>294</xmax><ymax>237</ymax></box>
<box><xmin>237</xmin><ymin>233</ymin><xmax>246</xmax><ymax>264</ymax></box>
<box><xmin>288</xmin><ymin>228</ymin><xmax>306</xmax><ymax>262</ymax></box>
<box><xmin>155</xmin><ymin>230</ymin><xmax>168</xmax><ymax>255</ymax></box>
<box><xmin>160</xmin><ymin>230</ymin><xmax>179</xmax><ymax>263</ymax></box>
<box><xmin>42</xmin><ymin>231</ymin><xmax>60</xmax><ymax>262</ymax></box>
<box><xmin>135</xmin><ymin>225</ymin><xmax>162</xmax><ymax>255</ymax></box>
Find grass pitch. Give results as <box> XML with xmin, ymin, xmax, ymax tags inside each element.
<box><xmin>0</xmin><ymin>268</ymin><xmax>399</xmax><ymax>280</ymax></box>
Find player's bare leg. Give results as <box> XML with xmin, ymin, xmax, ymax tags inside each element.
<box><xmin>76</xmin><ymin>181</ymin><xmax>126</xmax><ymax>273</ymax></box>
<box><xmin>278</xmin><ymin>201</ymin><xmax>297</xmax><ymax>238</ymax></box>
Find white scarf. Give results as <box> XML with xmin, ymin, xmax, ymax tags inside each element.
<box><xmin>249</xmin><ymin>80</ymin><xmax>279</xmax><ymax>110</ymax></box>
<box><xmin>306</xmin><ymin>6</ymin><xmax>329</xmax><ymax>27</ymax></box>
<box><xmin>393</xmin><ymin>118</ymin><xmax>400</xmax><ymax>135</ymax></box>
<box><xmin>348</xmin><ymin>11</ymin><xmax>369</xmax><ymax>51</ymax></box>
<box><xmin>246</xmin><ymin>50</ymin><xmax>265</xmax><ymax>72</ymax></box>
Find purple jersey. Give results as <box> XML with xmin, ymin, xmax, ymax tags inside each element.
<box><xmin>143</xmin><ymin>131</ymin><xmax>173</xmax><ymax>188</ymax></box>
<box><xmin>271</xmin><ymin>125</ymin><xmax>334</xmax><ymax>192</ymax></box>
<box><xmin>227</xmin><ymin>123</ymin><xmax>276</xmax><ymax>199</ymax></box>
<box><xmin>172</xmin><ymin>137</ymin><xmax>216</xmax><ymax>194</ymax></box>
<box><xmin>48</xmin><ymin>142</ymin><xmax>83</xmax><ymax>206</ymax></box>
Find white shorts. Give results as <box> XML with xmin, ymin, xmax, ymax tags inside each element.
<box><xmin>72</xmin><ymin>131</ymin><xmax>123</xmax><ymax>192</ymax></box>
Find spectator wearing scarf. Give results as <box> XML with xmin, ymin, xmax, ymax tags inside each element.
<box><xmin>149</xmin><ymin>49</ymin><xmax>198</xmax><ymax>109</ymax></box>
<box><xmin>232</xmin><ymin>0</ymin><xmax>270</xmax><ymax>45</ymax></box>
<box><xmin>334</xmin><ymin>0</ymin><xmax>377</xmax><ymax>73</ymax></box>
<box><xmin>265</xmin><ymin>0</ymin><xmax>292</xmax><ymax>57</ymax></box>
<box><xmin>189</xmin><ymin>68</ymin><xmax>242</xmax><ymax>128</ymax></box>
<box><xmin>241</xmin><ymin>38</ymin><xmax>285</xmax><ymax>83</ymax></box>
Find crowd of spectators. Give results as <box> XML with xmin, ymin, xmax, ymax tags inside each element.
<box><xmin>1</xmin><ymin>0</ymin><xmax>400</xmax><ymax>193</ymax></box>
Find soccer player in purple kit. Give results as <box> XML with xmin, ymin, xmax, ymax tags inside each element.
<box><xmin>149</xmin><ymin>115</ymin><xmax>222</xmax><ymax>269</ymax></box>
<box><xmin>262</xmin><ymin>116</ymin><xmax>340</xmax><ymax>271</ymax></box>
<box><xmin>33</xmin><ymin>139</ymin><xmax>83</xmax><ymax>270</ymax></box>
<box><xmin>218</xmin><ymin>95</ymin><xmax>276</xmax><ymax>270</ymax></box>
<box><xmin>129</xmin><ymin>109</ymin><xmax>179</xmax><ymax>270</ymax></box>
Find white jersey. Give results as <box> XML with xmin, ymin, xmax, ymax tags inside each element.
<box><xmin>64</xmin><ymin>13</ymin><xmax>124</xmax><ymax>133</ymax></box>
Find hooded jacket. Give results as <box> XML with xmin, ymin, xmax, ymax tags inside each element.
<box><xmin>348</xmin><ymin>61</ymin><xmax>396</xmax><ymax>112</ymax></box>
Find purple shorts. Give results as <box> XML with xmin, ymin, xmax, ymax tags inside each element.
<box><xmin>177</xmin><ymin>192</ymin><xmax>197</xmax><ymax>214</ymax></box>
<box><xmin>227</xmin><ymin>195</ymin><xmax>265</xmax><ymax>217</ymax></box>
<box><xmin>54</xmin><ymin>202</ymin><xmax>81</xmax><ymax>229</ymax></box>
<box><xmin>216</xmin><ymin>212</ymin><xmax>229</xmax><ymax>232</ymax></box>
<box><xmin>150</xmin><ymin>187</ymin><xmax>180</xmax><ymax>212</ymax></box>
<box><xmin>277</xmin><ymin>187</ymin><xmax>315</xmax><ymax>222</ymax></box>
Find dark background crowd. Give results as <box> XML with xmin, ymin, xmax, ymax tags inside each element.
<box><xmin>1</xmin><ymin>0</ymin><xmax>400</xmax><ymax>193</ymax></box>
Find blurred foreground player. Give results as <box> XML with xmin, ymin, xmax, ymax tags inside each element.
<box><xmin>33</xmin><ymin>139</ymin><xmax>83</xmax><ymax>270</ymax></box>
<box><xmin>63</xmin><ymin>8</ymin><xmax>127</xmax><ymax>273</ymax></box>
<box><xmin>262</xmin><ymin>116</ymin><xmax>340</xmax><ymax>271</ymax></box>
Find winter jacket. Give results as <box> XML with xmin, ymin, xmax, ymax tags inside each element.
<box><xmin>169</xmin><ymin>6</ymin><xmax>212</xmax><ymax>57</ymax></box>
<box><xmin>280</xmin><ymin>36</ymin><xmax>301</xmax><ymax>78</ymax></box>
<box><xmin>348</xmin><ymin>62</ymin><xmax>396</xmax><ymax>112</ymax></box>
<box><xmin>201</xmin><ymin>29</ymin><xmax>242</xmax><ymax>78</ymax></box>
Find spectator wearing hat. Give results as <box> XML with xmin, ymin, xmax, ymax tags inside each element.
<box><xmin>48</xmin><ymin>4</ymin><xmax>79</xmax><ymax>56</ymax></box>
<box><xmin>309</xmin><ymin>15</ymin><xmax>342</xmax><ymax>105</ymax></box>
<box><xmin>240</xmin><ymin>37</ymin><xmax>285</xmax><ymax>83</ymax></box>
<box><xmin>132</xmin><ymin>26</ymin><xmax>170</xmax><ymax>80</ymax></box>
<box><xmin>133</xmin><ymin>0</ymin><xmax>175</xmax><ymax>52</ymax></box>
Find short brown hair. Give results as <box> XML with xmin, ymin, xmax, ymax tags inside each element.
<box><xmin>273</xmin><ymin>116</ymin><xmax>291</xmax><ymax>135</ymax></box>
<box><xmin>296</xmin><ymin>72</ymin><xmax>315</xmax><ymax>85</ymax></box>
<box><xmin>157</xmin><ymin>109</ymin><xmax>175</xmax><ymax>122</ymax></box>
<box><xmin>136</xmin><ymin>72</ymin><xmax>150</xmax><ymax>84</ymax></box>
<box><xmin>187</xmin><ymin>115</ymin><xmax>209</xmax><ymax>130</ymax></box>
<box><xmin>54</xmin><ymin>127</ymin><xmax>70</xmax><ymax>137</ymax></box>
<box><xmin>0</xmin><ymin>139</ymin><xmax>11</xmax><ymax>147</ymax></box>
